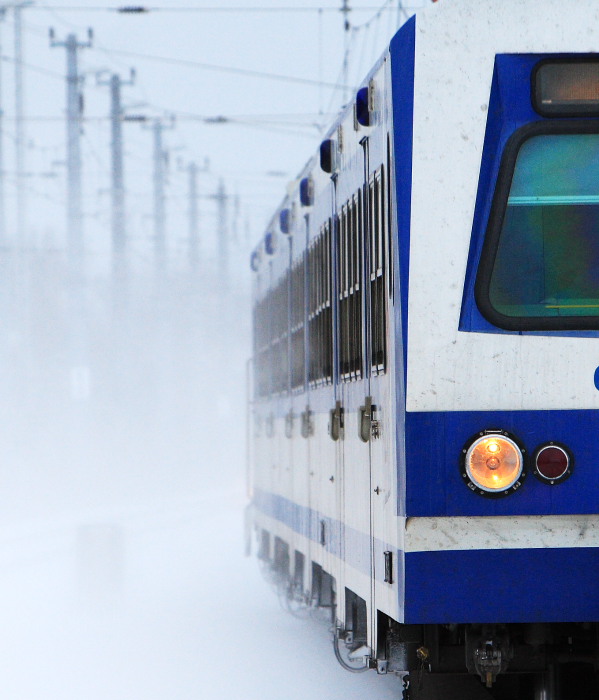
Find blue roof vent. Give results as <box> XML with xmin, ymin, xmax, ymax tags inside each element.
<box><xmin>356</xmin><ymin>86</ymin><xmax>371</xmax><ymax>127</ymax></box>
<box><xmin>264</xmin><ymin>231</ymin><xmax>277</xmax><ymax>256</ymax></box>
<box><xmin>300</xmin><ymin>177</ymin><xmax>313</xmax><ymax>206</ymax></box>
<box><xmin>250</xmin><ymin>250</ymin><xmax>260</xmax><ymax>272</ymax></box>
<box><xmin>279</xmin><ymin>208</ymin><xmax>291</xmax><ymax>234</ymax></box>
<box><xmin>320</xmin><ymin>139</ymin><xmax>335</xmax><ymax>174</ymax></box>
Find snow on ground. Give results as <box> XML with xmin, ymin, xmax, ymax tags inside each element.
<box><xmin>0</xmin><ymin>489</ymin><xmax>404</xmax><ymax>700</ymax></box>
<box><xmin>0</xmin><ymin>253</ymin><xmax>404</xmax><ymax>699</ymax></box>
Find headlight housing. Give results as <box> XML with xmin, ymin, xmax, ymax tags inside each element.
<box><xmin>461</xmin><ymin>431</ymin><xmax>527</xmax><ymax>497</ymax></box>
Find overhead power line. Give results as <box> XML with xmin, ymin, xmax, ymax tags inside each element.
<box><xmin>95</xmin><ymin>46</ymin><xmax>354</xmax><ymax>90</ymax></box>
<box><xmin>1</xmin><ymin>53</ymin><xmax>64</xmax><ymax>80</ymax></box>
<box><xmin>31</xmin><ymin>5</ymin><xmax>419</xmax><ymax>12</ymax></box>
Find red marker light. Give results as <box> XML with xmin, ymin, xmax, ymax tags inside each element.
<box><xmin>533</xmin><ymin>444</ymin><xmax>572</xmax><ymax>484</ymax></box>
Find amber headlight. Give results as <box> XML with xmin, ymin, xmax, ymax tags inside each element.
<box><xmin>461</xmin><ymin>431</ymin><xmax>527</xmax><ymax>497</ymax></box>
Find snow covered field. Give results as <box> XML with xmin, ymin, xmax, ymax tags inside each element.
<box><xmin>0</xmin><ymin>239</ymin><xmax>406</xmax><ymax>699</ymax></box>
<box><xmin>0</xmin><ymin>491</ymin><xmax>404</xmax><ymax>700</ymax></box>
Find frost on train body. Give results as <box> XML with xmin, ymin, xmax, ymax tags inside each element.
<box><xmin>248</xmin><ymin>1</ymin><xmax>599</xmax><ymax>697</ymax></box>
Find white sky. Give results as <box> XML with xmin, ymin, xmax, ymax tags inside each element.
<box><xmin>0</xmin><ymin>0</ymin><xmax>424</xmax><ymax>275</ymax></box>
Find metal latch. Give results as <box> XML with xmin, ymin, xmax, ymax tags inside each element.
<box><xmin>359</xmin><ymin>397</ymin><xmax>372</xmax><ymax>442</ymax></box>
<box><xmin>284</xmin><ymin>409</ymin><xmax>294</xmax><ymax>439</ymax></box>
<box><xmin>301</xmin><ymin>406</ymin><xmax>314</xmax><ymax>439</ymax></box>
<box><xmin>329</xmin><ymin>400</ymin><xmax>344</xmax><ymax>441</ymax></box>
<box><xmin>359</xmin><ymin>397</ymin><xmax>380</xmax><ymax>442</ymax></box>
<box><xmin>265</xmin><ymin>412</ymin><xmax>275</xmax><ymax>438</ymax></box>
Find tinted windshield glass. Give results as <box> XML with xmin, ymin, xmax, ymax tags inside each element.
<box><xmin>489</xmin><ymin>134</ymin><xmax>599</xmax><ymax>319</ymax></box>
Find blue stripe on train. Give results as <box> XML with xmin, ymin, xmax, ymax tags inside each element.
<box><xmin>405</xmin><ymin>547</ymin><xmax>599</xmax><ymax>623</ymax></box>
<box><xmin>406</xmin><ymin>409</ymin><xmax>599</xmax><ymax>518</ymax></box>
<box><xmin>253</xmin><ymin>488</ymin><xmax>599</xmax><ymax>623</ymax></box>
<box><xmin>253</xmin><ymin>488</ymin><xmax>397</xmax><ymax>584</ymax></box>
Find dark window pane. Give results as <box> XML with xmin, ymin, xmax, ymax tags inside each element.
<box><xmin>489</xmin><ymin>134</ymin><xmax>599</xmax><ymax>319</ymax></box>
<box><xmin>536</xmin><ymin>62</ymin><xmax>599</xmax><ymax>116</ymax></box>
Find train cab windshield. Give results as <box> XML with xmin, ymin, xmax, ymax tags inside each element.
<box><xmin>477</xmin><ymin>124</ymin><xmax>599</xmax><ymax>330</ymax></box>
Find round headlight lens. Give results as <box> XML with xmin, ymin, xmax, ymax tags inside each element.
<box><xmin>462</xmin><ymin>432</ymin><xmax>526</xmax><ymax>496</ymax></box>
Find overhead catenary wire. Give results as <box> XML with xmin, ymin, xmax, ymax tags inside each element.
<box><xmin>10</xmin><ymin>0</ymin><xmax>407</xmax><ymax>156</ymax></box>
<box><xmin>93</xmin><ymin>46</ymin><xmax>355</xmax><ymax>90</ymax></box>
<box><xmin>1</xmin><ymin>112</ymin><xmax>332</xmax><ymax>127</ymax></box>
<box><xmin>18</xmin><ymin>10</ymin><xmax>145</xmax><ymax>75</ymax></box>
<box><xmin>0</xmin><ymin>0</ymin><xmax>428</xmax><ymax>272</ymax></box>
<box><xmin>1</xmin><ymin>52</ymin><xmax>65</xmax><ymax>80</ymax></box>
<box><xmin>351</xmin><ymin>0</ymin><xmax>395</xmax><ymax>31</ymax></box>
<box><xmin>24</xmin><ymin>4</ymin><xmax>421</xmax><ymax>12</ymax></box>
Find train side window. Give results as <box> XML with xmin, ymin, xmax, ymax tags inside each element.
<box><xmin>272</xmin><ymin>281</ymin><xmax>280</xmax><ymax>393</ymax></box>
<box><xmin>268</xmin><ymin>274</ymin><xmax>289</xmax><ymax>395</ymax></box>
<box><xmin>476</xmin><ymin>123</ymin><xmax>599</xmax><ymax>331</ymax></box>
<box><xmin>253</xmin><ymin>288</ymin><xmax>272</xmax><ymax>398</ymax></box>
<box><xmin>290</xmin><ymin>258</ymin><xmax>305</xmax><ymax>391</ymax></box>
<box><xmin>252</xmin><ymin>299</ymin><xmax>261</xmax><ymax>398</ymax></box>
<box><xmin>308</xmin><ymin>221</ymin><xmax>333</xmax><ymax>386</ymax></box>
<box><xmin>324</xmin><ymin>221</ymin><xmax>333</xmax><ymax>382</ymax></box>
<box><xmin>338</xmin><ymin>198</ymin><xmax>363</xmax><ymax>383</ymax></box>
<box><xmin>338</xmin><ymin>204</ymin><xmax>349</xmax><ymax>380</ymax></box>
<box><xmin>369</xmin><ymin>166</ymin><xmax>387</xmax><ymax>375</ymax></box>
<box><xmin>351</xmin><ymin>192</ymin><xmax>363</xmax><ymax>380</ymax></box>
<box><xmin>308</xmin><ymin>239</ymin><xmax>317</xmax><ymax>385</ymax></box>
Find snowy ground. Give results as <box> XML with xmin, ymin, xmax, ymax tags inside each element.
<box><xmin>0</xmin><ymin>489</ymin><xmax>405</xmax><ymax>700</ymax></box>
<box><xmin>0</xmin><ymin>253</ymin><xmax>406</xmax><ymax>699</ymax></box>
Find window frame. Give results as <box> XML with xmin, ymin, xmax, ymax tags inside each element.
<box><xmin>475</xmin><ymin>119</ymin><xmax>599</xmax><ymax>331</ymax></box>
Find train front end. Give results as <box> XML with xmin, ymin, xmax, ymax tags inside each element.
<box><xmin>400</xmin><ymin>0</ymin><xmax>599</xmax><ymax>695</ymax></box>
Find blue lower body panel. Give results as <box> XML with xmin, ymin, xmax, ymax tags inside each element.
<box><xmin>406</xmin><ymin>409</ymin><xmax>599</xmax><ymax>517</ymax></box>
<box><xmin>405</xmin><ymin>547</ymin><xmax>599</xmax><ymax>623</ymax></box>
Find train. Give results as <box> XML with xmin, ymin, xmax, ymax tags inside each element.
<box><xmin>246</xmin><ymin>1</ymin><xmax>599</xmax><ymax>698</ymax></box>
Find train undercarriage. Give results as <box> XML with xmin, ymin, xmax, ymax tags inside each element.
<box><xmin>259</xmin><ymin>531</ymin><xmax>599</xmax><ymax>700</ymax></box>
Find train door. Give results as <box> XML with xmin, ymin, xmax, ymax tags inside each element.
<box><xmin>359</xmin><ymin>137</ymin><xmax>378</xmax><ymax>650</ymax></box>
<box><xmin>328</xmin><ymin>190</ymin><xmax>346</xmax><ymax>623</ymax></box>
<box><xmin>337</xmin><ymin>140</ymin><xmax>374</xmax><ymax>649</ymax></box>
<box><xmin>367</xmin><ymin>154</ymin><xmax>398</xmax><ymax>627</ymax></box>
<box><xmin>282</xmin><ymin>235</ymin><xmax>294</xmax><ymax>572</ymax></box>
<box><xmin>320</xmin><ymin>212</ymin><xmax>339</xmax><ymax>591</ymax></box>
<box><xmin>306</xmin><ymin>193</ymin><xmax>339</xmax><ymax>596</ymax></box>
<box><xmin>292</xmin><ymin>215</ymin><xmax>311</xmax><ymax>600</ymax></box>
<box><xmin>271</xmin><ymin>262</ymin><xmax>289</xmax><ymax>519</ymax></box>
<box><xmin>295</xmin><ymin>216</ymin><xmax>316</xmax><ymax>593</ymax></box>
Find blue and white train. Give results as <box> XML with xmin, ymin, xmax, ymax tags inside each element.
<box><xmin>248</xmin><ymin>1</ymin><xmax>599</xmax><ymax>697</ymax></box>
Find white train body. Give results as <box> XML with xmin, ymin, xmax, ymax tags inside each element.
<box><xmin>249</xmin><ymin>2</ymin><xmax>599</xmax><ymax>697</ymax></box>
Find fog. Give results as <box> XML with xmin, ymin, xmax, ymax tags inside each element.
<box><xmin>0</xmin><ymin>254</ymin><xmax>406</xmax><ymax>699</ymax></box>
<box><xmin>0</xmin><ymin>1</ymin><xmax>427</xmax><ymax>696</ymax></box>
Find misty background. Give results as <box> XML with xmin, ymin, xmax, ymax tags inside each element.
<box><xmin>0</xmin><ymin>0</ymin><xmax>422</xmax><ymax>697</ymax></box>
